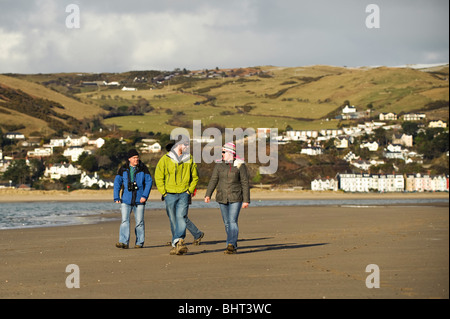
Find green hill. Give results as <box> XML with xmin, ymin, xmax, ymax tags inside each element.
<box><xmin>1</xmin><ymin>64</ymin><xmax>448</xmax><ymax>136</ymax></box>
<box><xmin>0</xmin><ymin>74</ymin><xmax>105</xmax><ymax>135</ymax></box>
<box><xmin>98</xmin><ymin>65</ymin><xmax>449</xmax><ymax>134</ymax></box>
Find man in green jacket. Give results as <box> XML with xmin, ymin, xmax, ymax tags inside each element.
<box><xmin>155</xmin><ymin>135</ymin><xmax>202</xmax><ymax>255</ymax></box>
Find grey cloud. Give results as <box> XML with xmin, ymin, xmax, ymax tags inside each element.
<box><xmin>0</xmin><ymin>0</ymin><xmax>447</xmax><ymax>73</ymax></box>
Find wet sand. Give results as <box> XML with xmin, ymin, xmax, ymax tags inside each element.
<box><xmin>1</xmin><ymin>188</ymin><xmax>448</xmax><ymax>202</ymax></box>
<box><xmin>0</xmin><ymin>198</ymin><xmax>448</xmax><ymax>300</ymax></box>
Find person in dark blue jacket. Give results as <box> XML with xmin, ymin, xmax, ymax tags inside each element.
<box><xmin>113</xmin><ymin>149</ymin><xmax>152</xmax><ymax>248</ymax></box>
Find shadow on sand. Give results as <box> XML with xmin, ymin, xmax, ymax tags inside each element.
<box><xmin>141</xmin><ymin>237</ymin><xmax>328</xmax><ymax>255</ymax></box>
<box><xmin>186</xmin><ymin>237</ymin><xmax>328</xmax><ymax>255</ymax></box>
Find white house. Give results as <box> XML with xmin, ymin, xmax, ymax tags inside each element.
<box><xmin>44</xmin><ymin>163</ymin><xmax>82</xmax><ymax>179</ymax></box>
<box><xmin>285</xmin><ymin>130</ymin><xmax>318</xmax><ymax>141</ymax></box>
<box><xmin>88</xmin><ymin>137</ymin><xmax>105</xmax><ymax>148</ymax></box>
<box><xmin>334</xmin><ymin>136</ymin><xmax>350</xmax><ymax>149</ymax></box>
<box><xmin>64</xmin><ymin>147</ymin><xmax>92</xmax><ymax>161</ymax></box>
<box><xmin>311</xmin><ymin>177</ymin><xmax>338</xmax><ymax>191</ymax></box>
<box><xmin>430</xmin><ymin>175</ymin><xmax>449</xmax><ymax>192</ymax></box>
<box><xmin>65</xmin><ymin>135</ymin><xmax>89</xmax><ymax>147</ymax></box>
<box><xmin>428</xmin><ymin>120</ymin><xmax>447</xmax><ymax>128</ymax></box>
<box><xmin>379</xmin><ymin>174</ymin><xmax>405</xmax><ymax>192</ymax></box>
<box><xmin>80</xmin><ymin>172</ymin><xmax>114</xmax><ymax>189</ymax></box>
<box><xmin>5</xmin><ymin>132</ymin><xmax>25</xmax><ymax>140</ymax></box>
<box><xmin>301</xmin><ymin>146</ymin><xmax>323</xmax><ymax>156</ymax></box>
<box><xmin>392</xmin><ymin>133</ymin><xmax>413</xmax><ymax>147</ymax></box>
<box><xmin>379</xmin><ymin>113</ymin><xmax>397</xmax><ymax>121</ymax></box>
<box><xmin>320</xmin><ymin>129</ymin><xmax>344</xmax><ymax>137</ymax></box>
<box><xmin>338</xmin><ymin>173</ymin><xmax>404</xmax><ymax>192</ymax></box>
<box><xmin>27</xmin><ymin>148</ymin><xmax>53</xmax><ymax>157</ymax></box>
<box><xmin>360</xmin><ymin>141</ymin><xmax>379</xmax><ymax>151</ymax></box>
<box><xmin>122</xmin><ymin>87</ymin><xmax>137</xmax><ymax>91</ymax></box>
<box><xmin>402</xmin><ymin>113</ymin><xmax>426</xmax><ymax>121</ymax></box>
<box><xmin>337</xmin><ymin>173</ymin><xmax>371</xmax><ymax>192</ymax></box>
<box><xmin>49</xmin><ymin>138</ymin><xmax>66</xmax><ymax>147</ymax></box>
<box><xmin>140</xmin><ymin>142</ymin><xmax>161</xmax><ymax>153</ymax></box>
<box><xmin>342</xmin><ymin>105</ymin><xmax>357</xmax><ymax>114</ymax></box>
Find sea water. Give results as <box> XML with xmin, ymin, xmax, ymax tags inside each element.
<box><xmin>0</xmin><ymin>198</ymin><xmax>447</xmax><ymax>230</ymax></box>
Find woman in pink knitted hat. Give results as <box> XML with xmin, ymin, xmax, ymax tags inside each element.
<box><xmin>204</xmin><ymin>142</ymin><xmax>250</xmax><ymax>254</ymax></box>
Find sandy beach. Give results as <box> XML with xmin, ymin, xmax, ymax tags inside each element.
<box><xmin>0</xmin><ymin>189</ymin><xmax>448</xmax><ymax>301</ymax></box>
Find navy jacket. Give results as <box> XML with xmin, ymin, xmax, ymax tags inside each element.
<box><xmin>113</xmin><ymin>161</ymin><xmax>152</xmax><ymax>205</ymax></box>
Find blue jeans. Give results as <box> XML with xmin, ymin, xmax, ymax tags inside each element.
<box><xmin>186</xmin><ymin>217</ymin><xmax>203</xmax><ymax>240</ymax></box>
<box><xmin>119</xmin><ymin>203</ymin><xmax>145</xmax><ymax>246</ymax></box>
<box><xmin>219</xmin><ymin>202</ymin><xmax>242</xmax><ymax>248</ymax></box>
<box><xmin>165</xmin><ymin>193</ymin><xmax>197</xmax><ymax>246</ymax></box>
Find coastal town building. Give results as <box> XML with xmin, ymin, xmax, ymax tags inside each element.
<box><xmin>428</xmin><ymin>120</ymin><xmax>447</xmax><ymax>128</ymax></box>
<box><xmin>63</xmin><ymin>147</ymin><xmax>92</xmax><ymax>162</ymax></box>
<box><xmin>80</xmin><ymin>172</ymin><xmax>114</xmax><ymax>189</ymax></box>
<box><xmin>392</xmin><ymin>133</ymin><xmax>413</xmax><ymax>147</ymax></box>
<box><xmin>4</xmin><ymin>132</ymin><xmax>25</xmax><ymax>140</ymax></box>
<box><xmin>121</xmin><ymin>86</ymin><xmax>137</xmax><ymax>91</ymax></box>
<box><xmin>313</xmin><ymin>173</ymin><xmax>449</xmax><ymax>193</ymax></box>
<box><xmin>44</xmin><ymin>163</ymin><xmax>82</xmax><ymax>179</ymax></box>
<box><xmin>300</xmin><ymin>145</ymin><xmax>323</xmax><ymax>156</ymax></box>
<box><xmin>139</xmin><ymin>141</ymin><xmax>161</xmax><ymax>153</ymax></box>
<box><xmin>402</xmin><ymin>113</ymin><xmax>426</xmax><ymax>121</ymax></box>
<box><xmin>27</xmin><ymin>147</ymin><xmax>53</xmax><ymax>157</ymax></box>
<box><xmin>379</xmin><ymin>112</ymin><xmax>398</xmax><ymax>121</ymax></box>
<box><xmin>311</xmin><ymin>177</ymin><xmax>338</xmax><ymax>191</ymax></box>
<box><xmin>360</xmin><ymin>141</ymin><xmax>379</xmax><ymax>151</ymax></box>
<box><xmin>337</xmin><ymin>173</ymin><xmax>405</xmax><ymax>192</ymax></box>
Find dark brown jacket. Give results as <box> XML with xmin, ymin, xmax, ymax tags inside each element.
<box><xmin>205</xmin><ymin>160</ymin><xmax>250</xmax><ymax>204</ymax></box>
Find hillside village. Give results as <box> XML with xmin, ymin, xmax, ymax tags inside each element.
<box><xmin>0</xmin><ymin>104</ymin><xmax>448</xmax><ymax>193</ymax></box>
<box><xmin>0</xmin><ymin>65</ymin><xmax>448</xmax><ymax>192</ymax></box>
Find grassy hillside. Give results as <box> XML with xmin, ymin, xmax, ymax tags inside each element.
<box><xmin>1</xmin><ymin>64</ymin><xmax>448</xmax><ymax>136</ymax></box>
<box><xmin>0</xmin><ymin>75</ymin><xmax>104</xmax><ymax>119</ymax></box>
<box><xmin>0</xmin><ymin>74</ymin><xmax>105</xmax><ymax>135</ymax></box>
<box><xmin>98</xmin><ymin>65</ymin><xmax>448</xmax><ymax>134</ymax></box>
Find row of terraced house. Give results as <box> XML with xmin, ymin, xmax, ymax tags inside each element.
<box><xmin>311</xmin><ymin>173</ymin><xmax>449</xmax><ymax>193</ymax></box>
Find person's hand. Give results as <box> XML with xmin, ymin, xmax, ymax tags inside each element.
<box><xmin>204</xmin><ymin>196</ymin><xmax>210</xmax><ymax>203</ymax></box>
<box><xmin>140</xmin><ymin>197</ymin><xmax>147</xmax><ymax>204</ymax></box>
<box><xmin>242</xmin><ymin>202</ymin><xmax>249</xmax><ymax>209</ymax></box>
<box><xmin>115</xmin><ymin>200</ymin><xmax>121</xmax><ymax>204</ymax></box>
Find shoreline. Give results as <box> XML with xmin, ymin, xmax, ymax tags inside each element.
<box><xmin>0</xmin><ymin>188</ymin><xmax>448</xmax><ymax>203</ymax></box>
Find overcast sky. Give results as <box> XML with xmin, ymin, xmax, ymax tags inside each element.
<box><xmin>0</xmin><ymin>0</ymin><xmax>448</xmax><ymax>73</ymax></box>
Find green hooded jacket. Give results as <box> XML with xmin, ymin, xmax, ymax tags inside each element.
<box><xmin>155</xmin><ymin>151</ymin><xmax>198</xmax><ymax>195</ymax></box>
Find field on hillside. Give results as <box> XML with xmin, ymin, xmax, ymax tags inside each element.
<box><xmin>0</xmin><ymin>74</ymin><xmax>105</xmax><ymax>135</ymax></box>
<box><xmin>97</xmin><ymin>65</ymin><xmax>448</xmax><ymax>133</ymax></box>
<box><xmin>1</xmin><ymin>64</ymin><xmax>448</xmax><ymax>136</ymax></box>
<box><xmin>0</xmin><ymin>74</ymin><xmax>103</xmax><ymax>119</ymax></box>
